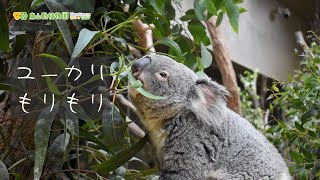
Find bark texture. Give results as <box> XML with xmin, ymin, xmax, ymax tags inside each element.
<box><xmin>205</xmin><ymin>16</ymin><xmax>241</xmax><ymax>114</ymax></box>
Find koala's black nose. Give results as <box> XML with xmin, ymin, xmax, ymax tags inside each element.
<box><xmin>131</xmin><ymin>57</ymin><xmax>151</xmax><ymax>77</ymax></box>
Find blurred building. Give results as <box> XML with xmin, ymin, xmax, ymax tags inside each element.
<box><xmin>179</xmin><ymin>0</ymin><xmax>319</xmax><ymax>82</ymax></box>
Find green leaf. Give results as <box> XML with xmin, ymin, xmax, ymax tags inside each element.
<box><xmin>188</xmin><ymin>21</ymin><xmax>210</xmax><ymax>45</ymax></box>
<box><xmin>72</xmin><ymin>104</ymin><xmax>96</xmax><ymax>129</ymax></box>
<box><xmin>272</xmin><ymin>84</ymin><xmax>279</xmax><ymax>92</ymax></box>
<box><xmin>165</xmin><ymin>2</ymin><xmax>176</xmax><ymax>20</ymax></box>
<box><xmin>136</xmin><ymin>87</ymin><xmax>167</xmax><ymax>100</ymax></box>
<box><xmin>194</xmin><ymin>0</ymin><xmax>205</xmax><ymax>20</ymax></box>
<box><xmin>180</xmin><ymin>9</ymin><xmax>198</xmax><ymax>21</ymax></box>
<box><xmin>233</xmin><ymin>0</ymin><xmax>243</xmax><ymax>3</ymax></box>
<box><xmin>79</xmin><ymin>128</ymin><xmax>114</xmax><ymax>155</ymax></box>
<box><xmin>92</xmin><ymin>135</ymin><xmax>148</xmax><ymax>173</ymax></box>
<box><xmin>128</xmin><ymin>72</ymin><xmax>166</xmax><ymax>100</ymax></box>
<box><xmin>180</xmin><ymin>14</ymin><xmax>198</xmax><ymax>21</ymax></box>
<box><xmin>34</xmin><ymin>104</ymin><xmax>59</xmax><ymax>180</ymax></box>
<box><xmin>43</xmin><ymin>68</ymin><xmax>62</xmax><ymax>95</ymax></box>
<box><xmin>206</xmin><ymin>0</ymin><xmax>218</xmax><ymax>17</ymax></box>
<box><xmin>300</xmin><ymin>146</ymin><xmax>313</xmax><ymax>159</ymax></box>
<box><xmin>0</xmin><ymin>75</ymin><xmax>24</xmax><ymax>91</ymax></box>
<box><xmin>155</xmin><ymin>38</ymin><xmax>183</xmax><ymax>58</ymax></box>
<box><xmin>46</xmin><ymin>133</ymin><xmax>71</xmax><ymax>171</ymax></box>
<box><xmin>102</xmin><ymin>103</ymin><xmax>126</xmax><ymax>152</ymax></box>
<box><xmin>125</xmin><ymin>169</ymin><xmax>158</xmax><ymax>179</ymax></box>
<box><xmin>278</xmin><ymin>120</ymin><xmax>287</xmax><ymax>128</ymax></box>
<box><xmin>266</xmin><ymin>125</ymin><xmax>280</xmax><ymax>134</ymax></box>
<box><xmin>0</xmin><ymin>1</ymin><xmax>9</xmax><ymax>52</ymax></box>
<box><xmin>71</xmin><ymin>28</ymin><xmax>100</xmax><ymax>62</ymax></box>
<box><xmin>128</xmin><ymin>72</ymin><xmax>143</xmax><ymax>88</ymax></box>
<box><xmin>38</xmin><ymin>54</ymin><xmax>68</xmax><ymax>77</ymax></box>
<box><xmin>13</xmin><ymin>34</ymin><xmax>28</xmax><ymax>56</ymax></box>
<box><xmin>295</xmin><ymin>122</ymin><xmax>305</xmax><ymax>132</ymax></box>
<box><xmin>201</xmin><ymin>43</ymin><xmax>212</xmax><ymax>68</ymax></box>
<box><xmin>313</xmin><ymin>85</ymin><xmax>320</xmax><ymax>92</ymax></box>
<box><xmin>239</xmin><ymin>7</ymin><xmax>248</xmax><ymax>13</ymax></box>
<box><xmin>215</xmin><ymin>12</ymin><xmax>224</xmax><ymax>27</ymax></box>
<box><xmin>153</xmin><ymin>20</ymin><xmax>166</xmax><ymax>38</ymax></box>
<box><xmin>301</xmin><ymin>109</ymin><xmax>315</xmax><ymax>124</ymax></box>
<box><xmin>0</xmin><ymin>161</ymin><xmax>9</xmax><ymax>180</ymax></box>
<box><xmin>196</xmin><ymin>71</ymin><xmax>209</xmax><ymax>78</ymax></box>
<box><xmin>224</xmin><ymin>0</ymin><xmax>240</xmax><ymax>33</ymax></box>
<box><xmin>289</xmin><ymin>149</ymin><xmax>304</xmax><ymax>164</ymax></box>
<box><xmin>31</xmin><ymin>0</ymin><xmax>44</xmax><ymax>9</ymax></box>
<box><xmin>307</xmin><ymin>130</ymin><xmax>317</xmax><ymax>138</ymax></box>
<box><xmin>148</xmin><ymin>0</ymin><xmax>165</xmax><ymax>15</ymax></box>
<box><xmin>213</xmin><ymin>0</ymin><xmax>226</xmax><ymax>10</ymax></box>
<box><xmin>44</xmin><ymin>0</ymin><xmax>74</xmax><ymax>56</ymax></box>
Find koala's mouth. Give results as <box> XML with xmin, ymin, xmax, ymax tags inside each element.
<box><xmin>134</xmin><ymin>74</ymin><xmax>146</xmax><ymax>88</ymax></box>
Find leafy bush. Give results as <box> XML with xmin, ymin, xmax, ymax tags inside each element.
<box><xmin>267</xmin><ymin>39</ymin><xmax>320</xmax><ymax>179</ymax></box>
<box><xmin>239</xmin><ymin>70</ymin><xmax>265</xmax><ymax>130</ymax></box>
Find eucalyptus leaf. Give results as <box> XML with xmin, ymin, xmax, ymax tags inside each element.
<box><xmin>0</xmin><ymin>75</ymin><xmax>24</xmax><ymax>91</ymax></box>
<box><xmin>225</xmin><ymin>0</ymin><xmax>240</xmax><ymax>33</ymax></box>
<box><xmin>200</xmin><ymin>43</ymin><xmax>212</xmax><ymax>68</ymax></box>
<box><xmin>136</xmin><ymin>87</ymin><xmax>167</xmax><ymax>100</ymax></box>
<box><xmin>148</xmin><ymin>0</ymin><xmax>165</xmax><ymax>15</ymax></box>
<box><xmin>301</xmin><ymin>109</ymin><xmax>316</xmax><ymax>124</ymax></box>
<box><xmin>34</xmin><ymin>104</ymin><xmax>59</xmax><ymax>180</ymax></box>
<box><xmin>213</xmin><ymin>0</ymin><xmax>226</xmax><ymax>10</ymax></box>
<box><xmin>47</xmin><ymin>133</ymin><xmax>71</xmax><ymax>171</ymax></box>
<box><xmin>206</xmin><ymin>0</ymin><xmax>218</xmax><ymax>17</ymax></box>
<box><xmin>71</xmin><ymin>28</ymin><xmax>100</xmax><ymax>62</ymax></box>
<box><xmin>196</xmin><ymin>71</ymin><xmax>209</xmax><ymax>78</ymax></box>
<box><xmin>31</xmin><ymin>0</ymin><xmax>44</xmax><ymax>9</ymax></box>
<box><xmin>102</xmin><ymin>103</ymin><xmax>126</xmax><ymax>152</ymax></box>
<box><xmin>289</xmin><ymin>149</ymin><xmax>304</xmax><ymax>164</ymax></box>
<box><xmin>0</xmin><ymin>161</ymin><xmax>9</xmax><ymax>180</ymax></box>
<box><xmin>128</xmin><ymin>73</ymin><xmax>166</xmax><ymax>100</ymax></box>
<box><xmin>13</xmin><ymin>34</ymin><xmax>28</xmax><ymax>56</ymax></box>
<box><xmin>92</xmin><ymin>135</ymin><xmax>148</xmax><ymax>173</ymax></box>
<box><xmin>44</xmin><ymin>0</ymin><xmax>74</xmax><ymax>56</ymax></box>
<box><xmin>155</xmin><ymin>37</ymin><xmax>183</xmax><ymax>58</ymax></box>
<box><xmin>73</xmin><ymin>104</ymin><xmax>96</xmax><ymax>129</ymax></box>
<box><xmin>239</xmin><ymin>7</ymin><xmax>248</xmax><ymax>13</ymax></box>
<box><xmin>188</xmin><ymin>21</ymin><xmax>210</xmax><ymax>45</ymax></box>
<box><xmin>79</xmin><ymin>127</ymin><xmax>114</xmax><ymax>155</ymax></box>
<box><xmin>194</xmin><ymin>0</ymin><xmax>205</xmax><ymax>20</ymax></box>
<box><xmin>216</xmin><ymin>12</ymin><xmax>224</xmax><ymax>27</ymax></box>
<box><xmin>38</xmin><ymin>54</ymin><xmax>68</xmax><ymax>77</ymax></box>
<box><xmin>43</xmin><ymin>67</ymin><xmax>62</xmax><ymax>95</ymax></box>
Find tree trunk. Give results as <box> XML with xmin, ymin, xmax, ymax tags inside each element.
<box><xmin>205</xmin><ymin>16</ymin><xmax>241</xmax><ymax>114</ymax></box>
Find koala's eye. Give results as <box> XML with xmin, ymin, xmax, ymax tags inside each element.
<box><xmin>159</xmin><ymin>72</ymin><xmax>167</xmax><ymax>78</ymax></box>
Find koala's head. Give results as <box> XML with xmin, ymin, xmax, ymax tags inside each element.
<box><xmin>129</xmin><ymin>54</ymin><xmax>228</xmax><ymax>121</ymax></box>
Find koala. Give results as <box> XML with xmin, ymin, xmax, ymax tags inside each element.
<box><xmin>129</xmin><ymin>55</ymin><xmax>290</xmax><ymax>180</ymax></box>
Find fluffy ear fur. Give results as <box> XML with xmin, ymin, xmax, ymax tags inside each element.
<box><xmin>189</xmin><ymin>78</ymin><xmax>230</xmax><ymax>127</ymax></box>
<box><xmin>194</xmin><ymin>78</ymin><xmax>229</xmax><ymax>105</ymax></box>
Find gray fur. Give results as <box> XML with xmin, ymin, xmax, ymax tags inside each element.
<box><xmin>130</xmin><ymin>55</ymin><xmax>290</xmax><ymax>180</ymax></box>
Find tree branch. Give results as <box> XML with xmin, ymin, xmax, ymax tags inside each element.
<box><xmin>132</xmin><ymin>20</ymin><xmax>155</xmax><ymax>53</ymax></box>
<box><xmin>205</xmin><ymin>16</ymin><xmax>241</xmax><ymax>114</ymax></box>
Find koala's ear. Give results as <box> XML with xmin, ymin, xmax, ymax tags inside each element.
<box><xmin>193</xmin><ymin>78</ymin><xmax>229</xmax><ymax>106</ymax></box>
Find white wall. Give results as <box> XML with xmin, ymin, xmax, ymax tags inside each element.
<box><xmin>179</xmin><ymin>0</ymin><xmax>301</xmax><ymax>81</ymax></box>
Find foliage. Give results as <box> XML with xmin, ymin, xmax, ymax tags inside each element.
<box><xmin>0</xmin><ymin>0</ymin><xmax>245</xmax><ymax>179</ymax></box>
<box><xmin>267</xmin><ymin>38</ymin><xmax>320</xmax><ymax>179</ymax></box>
<box><xmin>239</xmin><ymin>70</ymin><xmax>264</xmax><ymax>130</ymax></box>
